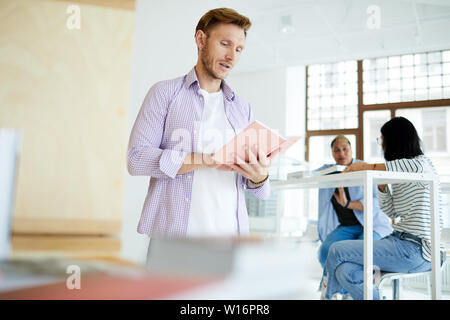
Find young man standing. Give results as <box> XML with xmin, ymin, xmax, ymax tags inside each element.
<box><xmin>128</xmin><ymin>8</ymin><xmax>275</xmax><ymax>242</ymax></box>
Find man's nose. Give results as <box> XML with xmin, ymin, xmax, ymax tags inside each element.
<box><xmin>225</xmin><ymin>48</ymin><xmax>235</xmax><ymax>61</ymax></box>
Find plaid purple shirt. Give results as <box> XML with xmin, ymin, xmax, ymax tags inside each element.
<box><xmin>127</xmin><ymin>68</ymin><xmax>270</xmax><ymax>238</ymax></box>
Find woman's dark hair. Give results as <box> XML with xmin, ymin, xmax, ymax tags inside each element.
<box><xmin>380</xmin><ymin>116</ymin><xmax>423</xmax><ymax>161</ymax></box>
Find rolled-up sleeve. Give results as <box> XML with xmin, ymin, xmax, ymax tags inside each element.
<box><xmin>127</xmin><ymin>82</ymin><xmax>186</xmax><ymax>179</ymax></box>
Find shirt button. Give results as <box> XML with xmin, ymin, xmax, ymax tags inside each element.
<box><xmin>193</xmin><ymin>130</ymin><xmax>197</xmax><ymax>134</ymax></box>
<box><xmin>199</xmin><ymin>96</ymin><xmax>203</xmax><ymax>101</ymax></box>
<box><xmin>188</xmin><ymin>175</ymin><xmax>192</xmax><ymax>179</ymax></box>
<box><xmin>185</xmin><ymin>197</ymin><xmax>189</xmax><ymax>202</ymax></box>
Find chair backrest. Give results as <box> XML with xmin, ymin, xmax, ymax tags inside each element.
<box><xmin>0</xmin><ymin>129</ymin><xmax>21</xmax><ymax>260</ymax></box>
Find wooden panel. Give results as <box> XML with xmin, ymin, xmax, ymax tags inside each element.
<box><xmin>48</xmin><ymin>0</ymin><xmax>136</xmax><ymax>11</ymax></box>
<box><xmin>11</xmin><ymin>234</ymin><xmax>121</xmax><ymax>257</ymax></box>
<box><xmin>12</xmin><ymin>218</ymin><xmax>121</xmax><ymax>235</ymax></box>
<box><xmin>0</xmin><ymin>1</ymin><xmax>135</xmax><ymax>234</ymax></box>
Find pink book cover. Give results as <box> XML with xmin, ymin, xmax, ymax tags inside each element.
<box><xmin>212</xmin><ymin>120</ymin><xmax>300</xmax><ymax>164</ymax></box>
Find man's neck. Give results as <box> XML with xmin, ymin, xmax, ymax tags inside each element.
<box><xmin>194</xmin><ymin>65</ymin><xmax>222</xmax><ymax>93</ymax></box>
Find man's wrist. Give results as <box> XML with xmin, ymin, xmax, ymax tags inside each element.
<box><xmin>247</xmin><ymin>174</ymin><xmax>269</xmax><ymax>189</ymax></box>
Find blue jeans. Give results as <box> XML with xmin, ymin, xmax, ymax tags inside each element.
<box><xmin>324</xmin><ymin>231</ymin><xmax>431</xmax><ymax>300</ymax></box>
<box><xmin>318</xmin><ymin>225</ymin><xmax>382</xmax><ymax>268</ymax></box>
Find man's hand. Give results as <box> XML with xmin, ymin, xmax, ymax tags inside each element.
<box><xmin>333</xmin><ymin>187</ymin><xmax>348</xmax><ymax>207</ymax></box>
<box><xmin>203</xmin><ymin>153</ymin><xmax>234</xmax><ymax>171</ymax></box>
<box><xmin>228</xmin><ymin>146</ymin><xmax>275</xmax><ymax>183</ymax></box>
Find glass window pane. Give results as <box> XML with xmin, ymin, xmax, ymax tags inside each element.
<box><xmin>308</xmin><ymin>119</ymin><xmax>320</xmax><ymax>130</ymax></box>
<box><xmin>308</xmin><ymin>75</ymin><xmax>321</xmax><ymax>86</ymax></box>
<box><xmin>376</xmin><ymin>92</ymin><xmax>388</xmax><ymax>104</ymax></box>
<box><xmin>428</xmin><ymin>64</ymin><xmax>442</xmax><ymax>76</ymax></box>
<box><xmin>364</xmin><ymin>93</ymin><xmax>376</xmax><ymax>104</ymax></box>
<box><xmin>363</xmin><ymin>59</ymin><xmax>374</xmax><ymax>70</ymax></box>
<box><xmin>401</xmin><ymin>90</ymin><xmax>415</xmax><ymax>101</ymax></box>
<box><xmin>345</xmin><ymin>72</ymin><xmax>357</xmax><ymax>83</ymax></box>
<box><xmin>309</xmin><ymin>65</ymin><xmax>321</xmax><ymax>75</ymax></box>
<box><xmin>402</xmin><ymin>66</ymin><xmax>414</xmax><ymax>78</ymax></box>
<box><xmin>345</xmin><ymin>61</ymin><xmax>357</xmax><ymax>72</ymax></box>
<box><xmin>389</xmin><ymin>79</ymin><xmax>401</xmax><ymax>90</ymax></box>
<box><xmin>308</xmin><ymin>135</ymin><xmax>356</xmax><ymax>168</ymax></box>
<box><xmin>415</xmin><ymin>89</ymin><xmax>428</xmax><ymax>101</ymax></box>
<box><xmin>443</xmin><ymin>50</ymin><xmax>450</xmax><ymax>62</ymax></box>
<box><xmin>389</xmin><ymin>90</ymin><xmax>401</xmax><ymax>102</ymax></box>
<box><xmin>401</xmin><ymin>54</ymin><xmax>414</xmax><ymax>66</ymax></box>
<box><xmin>443</xmin><ymin>62</ymin><xmax>450</xmax><ymax>74</ymax></box>
<box><xmin>363</xmin><ymin>110</ymin><xmax>391</xmax><ymax>162</ymax></box>
<box><xmin>388</xmin><ymin>56</ymin><xmax>400</xmax><ymax>67</ymax></box>
<box><xmin>334</xmin><ymin>95</ymin><xmax>345</xmax><ymax>107</ymax></box>
<box><xmin>345</xmin><ymin>117</ymin><xmax>358</xmax><ymax>128</ymax></box>
<box><xmin>414</xmin><ymin>53</ymin><xmax>427</xmax><ymax>65</ymax></box>
<box><xmin>429</xmin><ymin>75</ymin><xmax>442</xmax><ymax>88</ymax></box>
<box><xmin>428</xmin><ymin>52</ymin><xmax>442</xmax><ymax>64</ymax></box>
<box><xmin>429</xmin><ymin>87</ymin><xmax>442</xmax><ymax>100</ymax></box>
<box><xmin>402</xmin><ymin>78</ymin><xmax>414</xmax><ymax>90</ymax></box>
<box><xmin>308</xmin><ymin>85</ymin><xmax>321</xmax><ymax>96</ymax></box>
<box><xmin>444</xmin><ymin>75</ymin><xmax>450</xmax><ymax>87</ymax></box>
<box><xmin>308</xmin><ymin>97</ymin><xmax>320</xmax><ymax>109</ymax></box>
<box><xmin>415</xmin><ymin>77</ymin><xmax>428</xmax><ymax>89</ymax></box>
<box><xmin>388</xmin><ymin>68</ymin><xmax>401</xmax><ymax>79</ymax></box>
<box><xmin>376</xmin><ymin>57</ymin><xmax>388</xmax><ymax>69</ymax></box>
<box><xmin>395</xmin><ymin>107</ymin><xmax>450</xmax><ymax>175</ymax></box>
<box><xmin>444</xmin><ymin>87</ymin><xmax>450</xmax><ymax>98</ymax></box>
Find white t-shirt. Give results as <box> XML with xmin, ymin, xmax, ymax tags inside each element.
<box><xmin>186</xmin><ymin>89</ymin><xmax>238</xmax><ymax>238</ymax></box>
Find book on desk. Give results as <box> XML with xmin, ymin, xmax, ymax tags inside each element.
<box><xmin>287</xmin><ymin>164</ymin><xmax>347</xmax><ymax>180</ymax></box>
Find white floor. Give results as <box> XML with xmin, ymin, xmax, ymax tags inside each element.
<box><xmin>290</xmin><ymin>240</ymin><xmax>450</xmax><ymax>300</ymax></box>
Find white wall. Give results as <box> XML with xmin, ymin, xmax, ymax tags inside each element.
<box><xmin>121</xmin><ymin>0</ymin><xmax>209</xmax><ymax>264</ymax></box>
<box><xmin>227</xmin><ymin>68</ymin><xmax>287</xmax><ymax>135</ymax></box>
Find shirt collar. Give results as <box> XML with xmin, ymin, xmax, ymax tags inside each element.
<box><xmin>185</xmin><ymin>67</ymin><xmax>235</xmax><ymax>102</ymax></box>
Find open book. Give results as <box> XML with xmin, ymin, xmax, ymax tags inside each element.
<box><xmin>287</xmin><ymin>164</ymin><xmax>347</xmax><ymax>179</ymax></box>
<box><xmin>212</xmin><ymin>120</ymin><xmax>301</xmax><ymax>164</ymax></box>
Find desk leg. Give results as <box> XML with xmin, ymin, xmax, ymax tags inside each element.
<box><xmin>430</xmin><ymin>178</ymin><xmax>441</xmax><ymax>300</ymax></box>
<box><xmin>363</xmin><ymin>174</ymin><xmax>373</xmax><ymax>300</ymax></box>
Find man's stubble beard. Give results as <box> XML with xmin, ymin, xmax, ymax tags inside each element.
<box><xmin>200</xmin><ymin>43</ymin><xmax>225</xmax><ymax>81</ymax></box>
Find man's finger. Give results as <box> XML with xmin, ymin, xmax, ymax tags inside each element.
<box><xmin>229</xmin><ymin>164</ymin><xmax>249</xmax><ymax>179</ymax></box>
<box><xmin>258</xmin><ymin>148</ymin><xmax>271</xmax><ymax>167</ymax></box>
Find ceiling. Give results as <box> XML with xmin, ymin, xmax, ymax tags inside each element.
<box><xmin>211</xmin><ymin>0</ymin><xmax>450</xmax><ymax>73</ymax></box>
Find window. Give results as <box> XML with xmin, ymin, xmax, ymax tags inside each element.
<box><xmin>395</xmin><ymin>107</ymin><xmax>450</xmax><ymax>175</ymax></box>
<box><xmin>307</xmin><ymin>61</ymin><xmax>358</xmax><ymax>130</ymax></box>
<box><xmin>363</xmin><ymin>110</ymin><xmax>391</xmax><ymax>163</ymax></box>
<box><xmin>363</xmin><ymin>50</ymin><xmax>450</xmax><ymax>104</ymax></box>
<box><xmin>305</xmin><ymin>49</ymin><xmax>450</xmax><ymax>163</ymax></box>
<box><xmin>308</xmin><ymin>135</ymin><xmax>356</xmax><ymax>168</ymax></box>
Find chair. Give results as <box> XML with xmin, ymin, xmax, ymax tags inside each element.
<box><xmin>377</xmin><ymin>250</ymin><xmax>447</xmax><ymax>300</ymax></box>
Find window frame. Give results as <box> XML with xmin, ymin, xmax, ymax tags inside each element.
<box><xmin>305</xmin><ymin>51</ymin><xmax>450</xmax><ymax>161</ymax></box>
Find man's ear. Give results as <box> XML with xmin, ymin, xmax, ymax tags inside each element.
<box><xmin>195</xmin><ymin>30</ymin><xmax>207</xmax><ymax>50</ymax></box>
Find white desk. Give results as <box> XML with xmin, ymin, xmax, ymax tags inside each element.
<box><xmin>271</xmin><ymin>170</ymin><xmax>441</xmax><ymax>300</ymax></box>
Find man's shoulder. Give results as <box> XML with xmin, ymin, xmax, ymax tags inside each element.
<box><xmin>151</xmin><ymin>74</ymin><xmax>186</xmax><ymax>91</ymax></box>
<box><xmin>146</xmin><ymin>74</ymin><xmax>187</xmax><ymax>101</ymax></box>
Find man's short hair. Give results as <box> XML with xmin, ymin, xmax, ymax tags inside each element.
<box><xmin>330</xmin><ymin>135</ymin><xmax>351</xmax><ymax>148</ymax></box>
<box><xmin>195</xmin><ymin>8</ymin><xmax>251</xmax><ymax>37</ymax></box>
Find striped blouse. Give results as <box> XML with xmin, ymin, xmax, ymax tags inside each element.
<box><xmin>378</xmin><ymin>155</ymin><xmax>443</xmax><ymax>261</ymax></box>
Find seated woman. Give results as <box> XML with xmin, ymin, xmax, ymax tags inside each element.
<box><xmin>322</xmin><ymin>117</ymin><xmax>444</xmax><ymax>300</ymax></box>
<box><xmin>317</xmin><ymin>135</ymin><xmax>393</xmax><ymax>269</ymax></box>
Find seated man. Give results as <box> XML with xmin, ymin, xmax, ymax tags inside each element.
<box><xmin>316</xmin><ymin>135</ymin><xmax>393</xmax><ymax>268</ymax></box>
